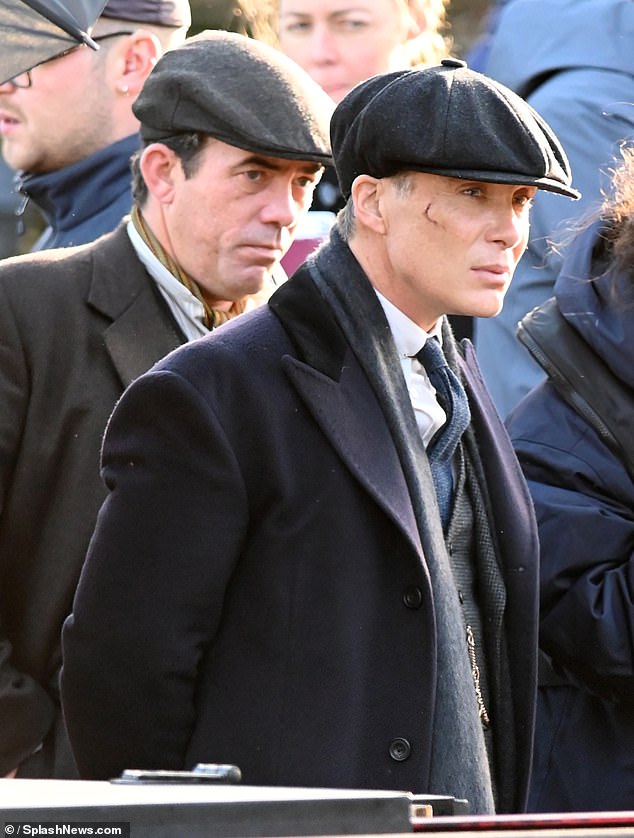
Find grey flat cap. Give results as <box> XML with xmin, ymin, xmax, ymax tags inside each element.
<box><xmin>133</xmin><ymin>30</ymin><xmax>334</xmax><ymax>165</ymax></box>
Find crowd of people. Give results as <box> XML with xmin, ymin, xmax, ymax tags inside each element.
<box><xmin>1</xmin><ymin>0</ymin><xmax>633</xmax><ymax>819</ymax></box>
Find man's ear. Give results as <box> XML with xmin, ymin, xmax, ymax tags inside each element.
<box><xmin>351</xmin><ymin>175</ymin><xmax>387</xmax><ymax>234</ymax></box>
<box><xmin>139</xmin><ymin>143</ymin><xmax>181</xmax><ymax>204</ymax></box>
<box><xmin>115</xmin><ymin>29</ymin><xmax>162</xmax><ymax>97</ymax></box>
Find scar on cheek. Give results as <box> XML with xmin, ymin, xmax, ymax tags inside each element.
<box><xmin>424</xmin><ymin>201</ymin><xmax>443</xmax><ymax>228</ymax></box>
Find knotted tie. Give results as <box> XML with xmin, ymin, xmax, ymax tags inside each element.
<box><xmin>417</xmin><ymin>337</ymin><xmax>471</xmax><ymax>529</ymax></box>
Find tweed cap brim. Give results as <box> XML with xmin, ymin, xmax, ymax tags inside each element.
<box><xmin>331</xmin><ymin>60</ymin><xmax>580</xmax><ymax>200</ymax></box>
<box><xmin>101</xmin><ymin>0</ymin><xmax>191</xmax><ymax>28</ymax></box>
<box><xmin>133</xmin><ymin>31</ymin><xmax>334</xmax><ymax>165</ymax></box>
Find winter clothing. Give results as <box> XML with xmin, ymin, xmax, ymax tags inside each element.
<box><xmin>331</xmin><ymin>59</ymin><xmax>578</xmax><ymax>200</ymax></box>
<box><xmin>507</xmin><ymin>219</ymin><xmax>634</xmax><ymax>811</ymax></box>
<box><xmin>62</xmin><ymin>227</ymin><xmax>539</xmax><ymax>812</ymax></box>
<box><xmin>18</xmin><ymin>134</ymin><xmax>139</xmax><ymax>251</ymax></box>
<box><xmin>101</xmin><ymin>0</ymin><xmax>191</xmax><ymax>27</ymax></box>
<box><xmin>0</xmin><ymin>224</ymin><xmax>185</xmax><ymax>777</ymax></box>
<box><xmin>134</xmin><ymin>31</ymin><xmax>333</xmax><ymax>165</ymax></box>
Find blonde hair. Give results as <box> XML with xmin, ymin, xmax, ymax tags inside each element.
<box><xmin>398</xmin><ymin>0</ymin><xmax>453</xmax><ymax>68</ymax></box>
<box><xmin>272</xmin><ymin>0</ymin><xmax>452</xmax><ymax>65</ymax></box>
<box><xmin>604</xmin><ymin>145</ymin><xmax>634</xmax><ymax>280</ymax></box>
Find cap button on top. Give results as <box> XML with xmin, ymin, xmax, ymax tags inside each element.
<box><xmin>440</xmin><ymin>58</ymin><xmax>467</xmax><ymax>69</ymax></box>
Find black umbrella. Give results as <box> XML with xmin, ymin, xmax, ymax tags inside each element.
<box><xmin>1</xmin><ymin>0</ymin><xmax>108</xmax><ymax>86</ymax></box>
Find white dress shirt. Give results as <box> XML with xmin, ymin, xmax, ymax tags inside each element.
<box><xmin>374</xmin><ymin>289</ymin><xmax>447</xmax><ymax>447</ymax></box>
<box><xmin>127</xmin><ymin>220</ymin><xmax>209</xmax><ymax>342</ymax></box>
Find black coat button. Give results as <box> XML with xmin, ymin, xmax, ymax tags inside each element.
<box><xmin>389</xmin><ymin>738</ymin><xmax>411</xmax><ymax>762</ymax></box>
<box><xmin>403</xmin><ymin>586</ymin><xmax>423</xmax><ymax>609</ymax></box>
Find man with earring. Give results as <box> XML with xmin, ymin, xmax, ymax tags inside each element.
<box><xmin>0</xmin><ymin>0</ymin><xmax>191</xmax><ymax>252</ymax></box>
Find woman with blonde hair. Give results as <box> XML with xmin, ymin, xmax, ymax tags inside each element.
<box><xmin>276</xmin><ymin>0</ymin><xmax>451</xmax><ymax>103</ymax></box>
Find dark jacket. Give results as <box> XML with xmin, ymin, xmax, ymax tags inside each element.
<box><xmin>62</xmin><ymin>254</ymin><xmax>538</xmax><ymax>810</ymax></box>
<box><xmin>0</xmin><ymin>224</ymin><xmax>184</xmax><ymax>777</ymax></box>
<box><xmin>507</xmin><ymin>220</ymin><xmax>634</xmax><ymax>811</ymax></box>
<box><xmin>18</xmin><ymin>134</ymin><xmax>139</xmax><ymax>252</ymax></box>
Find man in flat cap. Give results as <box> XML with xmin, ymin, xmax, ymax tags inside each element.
<box><xmin>0</xmin><ymin>0</ymin><xmax>191</xmax><ymax>253</ymax></box>
<box><xmin>0</xmin><ymin>31</ymin><xmax>333</xmax><ymax>780</ymax></box>
<box><xmin>62</xmin><ymin>60</ymin><xmax>577</xmax><ymax>812</ymax></box>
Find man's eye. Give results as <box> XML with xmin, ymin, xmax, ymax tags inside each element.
<box><xmin>244</xmin><ymin>170</ymin><xmax>262</xmax><ymax>182</ymax></box>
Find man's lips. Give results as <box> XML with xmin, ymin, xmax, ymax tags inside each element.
<box><xmin>472</xmin><ymin>263</ymin><xmax>510</xmax><ymax>278</ymax></box>
<box><xmin>242</xmin><ymin>243</ymin><xmax>284</xmax><ymax>263</ymax></box>
<box><xmin>0</xmin><ymin>112</ymin><xmax>20</xmax><ymax>134</ymax></box>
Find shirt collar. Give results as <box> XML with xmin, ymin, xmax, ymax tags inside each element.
<box><xmin>126</xmin><ymin>219</ymin><xmax>207</xmax><ymax>324</ymax></box>
<box><xmin>374</xmin><ymin>288</ymin><xmax>442</xmax><ymax>357</ymax></box>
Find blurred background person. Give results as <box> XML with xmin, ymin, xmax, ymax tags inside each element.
<box><xmin>0</xmin><ymin>154</ymin><xmax>19</xmax><ymax>257</ymax></box>
<box><xmin>192</xmin><ymin>0</ymin><xmax>278</xmax><ymax>41</ymax></box>
<box><xmin>472</xmin><ymin>0</ymin><xmax>634</xmax><ymax>417</ymax></box>
<box><xmin>0</xmin><ymin>0</ymin><xmax>191</xmax><ymax>253</ymax></box>
<box><xmin>507</xmin><ymin>145</ymin><xmax>634</xmax><ymax>812</ymax></box>
<box><xmin>465</xmin><ymin>0</ymin><xmax>510</xmax><ymax>72</ymax></box>
<box><xmin>277</xmin><ymin>0</ymin><xmax>450</xmax><ymax>106</ymax></box>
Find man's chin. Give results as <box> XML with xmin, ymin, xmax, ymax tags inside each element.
<box><xmin>235</xmin><ymin>267</ymin><xmax>270</xmax><ymax>298</ymax></box>
<box><xmin>467</xmin><ymin>294</ymin><xmax>507</xmax><ymax>320</ymax></box>
<box><xmin>0</xmin><ymin>145</ymin><xmax>25</xmax><ymax>172</ymax></box>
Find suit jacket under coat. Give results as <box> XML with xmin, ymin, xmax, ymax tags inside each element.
<box><xmin>62</xmin><ymin>262</ymin><xmax>539</xmax><ymax>809</ymax></box>
<box><xmin>0</xmin><ymin>224</ymin><xmax>184</xmax><ymax>776</ymax></box>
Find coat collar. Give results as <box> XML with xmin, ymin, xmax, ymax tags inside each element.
<box><xmin>269</xmin><ymin>263</ymin><xmax>424</xmax><ymax>554</ymax></box>
<box><xmin>19</xmin><ymin>135</ymin><xmax>139</xmax><ymax>248</ymax></box>
<box><xmin>87</xmin><ymin>224</ymin><xmax>184</xmax><ymax>387</ymax></box>
<box><xmin>269</xmin><ymin>260</ymin><xmax>349</xmax><ymax>380</ymax></box>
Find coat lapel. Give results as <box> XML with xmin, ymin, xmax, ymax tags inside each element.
<box><xmin>270</xmin><ymin>268</ymin><xmax>422</xmax><ymax>553</ymax></box>
<box><xmin>86</xmin><ymin>226</ymin><xmax>184</xmax><ymax>387</ymax></box>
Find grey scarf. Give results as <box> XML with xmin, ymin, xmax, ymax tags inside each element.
<box><xmin>309</xmin><ymin>228</ymin><xmax>496</xmax><ymax>813</ymax></box>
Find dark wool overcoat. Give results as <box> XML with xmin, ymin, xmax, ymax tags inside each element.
<box><xmin>62</xmin><ymin>258</ymin><xmax>539</xmax><ymax>810</ymax></box>
<box><xmin>0</xmin><ymin>224</ymin><xmax>183</xmax><ymax>777</ymax></box>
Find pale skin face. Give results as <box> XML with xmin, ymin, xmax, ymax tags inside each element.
<box><xmin>140</xmin><ymin>138</ymin><xmax>323</xmax><ymax>308</ymax></box>
<box><xmin>278</xmin><ymin>0</ymin><xmax>419</xmax><ymax>103</ymax></box>
<box><xmin>0</xmin><ymin>30</ymin><xmax>159</xmax><ymax>173</ymax></box>
<box><xmin>349</xmin><ymin>171</ymin><xmax>536</xmax><ymax>332</ymax></box>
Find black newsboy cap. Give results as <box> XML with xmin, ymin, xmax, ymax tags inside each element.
<box><xmin>331</xmin><ymin>59</ymin><xmax>580</xmax><ymax>200</ymax></box>
<box><xmin>133</xmin><ymin>30</ymin><xmax>334</xmax><ymax>165</ymax></box>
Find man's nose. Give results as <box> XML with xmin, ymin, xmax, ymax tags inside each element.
<box><xmin>491</xmin><ymin>208</ymin><xmax>527</xmax><ymax>251</ymax></box>
<box><xmin>261</xmin><ymin>180</ymin><xmax>304</xmax><ymax>228</ymax></box>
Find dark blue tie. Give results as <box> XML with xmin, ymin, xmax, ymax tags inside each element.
<box><xmin>417</xmin><ymin>338</ymin><xmax>471</xmax><ymax>529</ymax></box>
